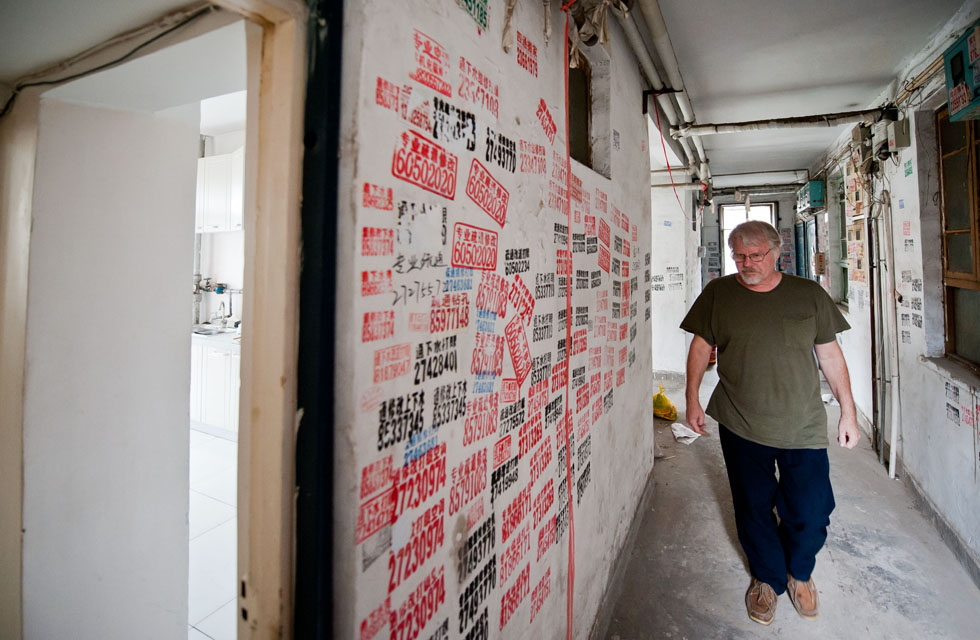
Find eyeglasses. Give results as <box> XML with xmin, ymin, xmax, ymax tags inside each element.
<box><xmin>731</xmin><ymin>248</ymin><xmax>772</xmax><ymax>263</ymax></box>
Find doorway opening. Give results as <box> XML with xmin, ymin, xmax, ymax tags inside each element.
<box><xmin>26</xmin><ymin>16</ymin><xmax>250</xmax><ymax>639</ymax></box>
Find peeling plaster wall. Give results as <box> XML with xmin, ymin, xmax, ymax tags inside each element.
<box><xmin>334</xmin><ymin>1</ymin><xmax>654</xmax><ymax>638</ymax></box>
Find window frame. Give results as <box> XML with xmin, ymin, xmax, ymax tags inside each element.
<box><xmin>936</xmin><ymin>106</ymin><xmax>980</xmax><ymax>371</ymax></box>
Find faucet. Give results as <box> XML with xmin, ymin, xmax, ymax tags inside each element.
<box><xmin>213</xmin><ymin>301</ymin><xmax>227</xmax><ymax>327</ymax></box>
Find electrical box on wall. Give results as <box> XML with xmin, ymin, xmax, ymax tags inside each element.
<box><xmin>797</xmin><ymin>180</ymin><xmax>825</xmax><ymax>213</ymax></box>
<box><xmin>943</xmin><ymin>20</ymin><xmax>980</xmax><ymax>121</ymax></box>
<box><xmin>887</xmin><ymin>119</ymin><xmax>911</xmax><ymax>151</ymax></box>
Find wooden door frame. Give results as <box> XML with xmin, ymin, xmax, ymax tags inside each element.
<box><xmin>0</xmin><ymin>1</ymin><xmax>307</xmax><ymax>637</ymax></box>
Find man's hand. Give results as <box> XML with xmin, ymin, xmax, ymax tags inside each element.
<box><xmin>687</xmin><ymin>401</ymin><xmax>707</xmax><ymax>435</ymax></box>
<box><xmin>837</xmin><ymin>415</ymin><xmax>860</xmax><ymax>449</ymax></box>
<box><xmin>685</xmin><ymin>335</ymin><xmax>712</xmax><ymax>435</ymax></box>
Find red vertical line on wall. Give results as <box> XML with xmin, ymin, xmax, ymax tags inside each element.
<box><xmin>560</xmin><ymin>2</ymin><xmax>577</xmax><ymax>639</ymax></box>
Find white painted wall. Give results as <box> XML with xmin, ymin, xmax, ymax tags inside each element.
<box><xmin>22</xmin><ymin>98</ymin><xmax>198</xmax><ymax>638</ymax></box>
<box><xmin>650</xmin><ymin>190</ymin><xmax>696</xmax><ymax>374</ymax></box>
<box><xmin>334</xmin><ymin>1</ymin><xmax>654</xmax><ymax>637</ymax></box>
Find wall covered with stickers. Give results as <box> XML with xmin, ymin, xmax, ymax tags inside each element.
<box><xmin>333</xmin><ymin>1</ymin><xmax>654</xmax><ymax>637</ymax></box>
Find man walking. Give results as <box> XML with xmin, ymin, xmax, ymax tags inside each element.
<box><xmin>680</xmin><ymin>220</ymin><xmax>860</xmax><ymax>625</ymax></box>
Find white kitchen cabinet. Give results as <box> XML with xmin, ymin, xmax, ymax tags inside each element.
<box><xmin>229</xmin><ymin>352</ymin><xmax>241</xmax><ymax>433</ymax></box>
<box><xmin>189</xmin><ymin>341</ymin><xmax>204</xmax><ymax>421</ymax></box>
<box><xmin>194</xmin><ymin>147</ymin><xmax>244</xmax><ymax>233</ymax></box>
<box><xmin>203</xmin><ymin>345</ymin><xmax>231</xmax><ymax>427</ymax></box>
<box><xmin>229</xmin><ymin>147</ymin><xmax>244</xmax><ymax>231</ymax></box>
<box><xmin>190</xmin><ymin>334</ymin><xmax>241</xmax><ymax>437</ymax></box>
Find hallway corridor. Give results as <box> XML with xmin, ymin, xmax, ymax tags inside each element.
<box><xmin>604</xmin><ymin>372</ymin><xmax>980</xmax><ymax>639</ymax></box>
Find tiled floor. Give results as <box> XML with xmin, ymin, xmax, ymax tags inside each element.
<box><xmin>188</xmin><ymin>429</ymin><xmax>238</xmax><ymax>639</ymax></box>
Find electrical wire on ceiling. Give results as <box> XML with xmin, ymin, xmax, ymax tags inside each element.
<box><xmin>653</xmin><ymin>98</ymin><xmax>706</xmax><ymax>225</ymax></box>
<box><xmin>0</xmin><ymin>4</ymin><xmax>215</xmax><ymax>120</ymax></box>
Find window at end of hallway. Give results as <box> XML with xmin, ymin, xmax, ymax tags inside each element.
<box><xmin>936</xmin><ymin>106</ymin><xmax>980</xmax><ymax>371</ymax></box>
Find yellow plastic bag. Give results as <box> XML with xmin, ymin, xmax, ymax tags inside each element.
<box><xmin>653</xmin><ymin>382</ymin><xmax>678</xmax><ymax>421</ymax></box>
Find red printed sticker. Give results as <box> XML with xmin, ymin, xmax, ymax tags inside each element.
<box><xmin>537</xmin><ymin>514</ymin><xmax>556</xmax><ymax>560</ymax></box>
<box><xmin>576</xmin><ymin>383</ymin><xmax>590</xmax><ymax>414</ymax></box>
<box><xmin>360</xmin><ymin>455</ymin><xmax>394</xmax><ymax>500</ymax></box>
<box><xmin>632</xmin><ymin>223</ymin><xmax>638</xmax><ymax>243</ymax></box>
<box><xmin>373</xmin><ymin>343</ymin><xmax>411</xmax><ymax>384</ymax></box>
<box><xmin>476</xmin><ymin>271</ymin><xmax>509</xmax><ymax>316</ymax></box>
<box><xmin>452</xmin><ymin>222</ymin><xmax>498</xmax><ymax>270</ymax></box>
<box><xmin>409</xmin><ymin>30</ymin><xmax>452</xmax><ymax>97</ymax></box>
<box><xmin>508</xmin><ymin>273</ymin><xmax>535</xmax><ymax>326</ymax></box>
<box><xmin>556</xmin><ymin>249</ymin><xmax>572</xmax><ymax>276</ymax></box>
<box><xmin>362</xmin><ymin>310</ymin><xmax>395</xmax><ymax>342</ymax></box>
<box><xmin>598</xmin><ymin>218</ymin><xmax>610</xmax><ymax>246</ymax></box>
<box><xmin>500</xmin><ymin>565</ymin><xmax>530</xmax><ymax>629</ymax></box>
<box><xmin>501</xmin><ymin>378</ymin><xmax>519</xmax><ymax>404</ymax></box>
<box><xmin>466</xmin><ymin>158</ymin><xmax>509</xmax><ymax>227</ymax></box>
<box><xmin>517</xmin><ymin>31</ymin><xmax>538</xmax><ymax>77</ymax></box>
<box><xmin>360</xmin><ymin>597</ymin><xmax>390</xmax><ymax>640</ymax></box>
<box><xmin>585</xmin><ymin>215</ymin><xmax>596</xmax><ymax>236</ymax></box>
<box><xmin>569</xmin><ymin>172</ymin><xmax>583</xmax><ymax>202</ymax></box>
<box><xmin>449</xmin><ymin>449</ymin><xmax>487</xmax><ymax>514</ymax></box>
<box><xmin>493</xmin><ymin>436</ymin><xmax>512</xmax><ymax>470</ymax></box>
<box><xmin>362</xmin><ymin>227</ymin><xmax>394</xmax><ymax>257</ymax></box>
<box><xmin>536</xmin><ymin>99</ymin><xmax>557</xmax><ymax>144</ymax></box>
<box><xmin>362</xmin><ymin>182</ymin><xmax>393</xmax><ymax>210</ymax></box>
<box><xmin>530</xmin><ymin>568</ymin><xmax>552</xmax><ymax>622</ymax></box>
<box><xmin>375</xmin><ymin>77</ymin><xmax>399</xmax><ymax>112</ymax></box>
<box><xmin>361</xmin><ymin>270</ymin><xmax>393</xmax><ymax>297</ymax></box>
<box><xmin>464</xmin><ymin>392</ymin><xmax>499</xmax><ymax>446</ymax></box>
<box><xmin>355</xmin><ymin>486</ymin><xmax>395</xmax><ymax>543</ymax></box>
<box><xmin>467</xmin><ymin>498</ymin><xmax>485</xmax><ymax>530</ymax></box>
<box><xmin>595</xmin><ymin>188</ymin><xmax>608</xmax><ymax>213</ymax></box>
<box><xmin>392</xmin><ymin>130</ymin><xmax>458</xmax><ymax>199</ymax></box>
<box><xmin>408</xmin><ymin>312</ymin><xmax>430</xmax><ymax>332</ymax></box>
<box><xmin>361</xmin><ymin>385</ymin><xmax>384</xmax><ymax>413</ymax></box>
<box><xmin>458</xmin><ymin>56</ymin><xmax>499</xmax><ymax>118</ymax></box>
<box><xmin>519</xmin><ymin>140</ymin><xmax>546</xmax><ymax>173</ymax></box>
<box><xmin>505</xmin><ymin>315</ymin><xmax>533</xmax><ymax>386</ymax></box>
<box><xmin>471</xmin><ymin>331</ymin><xmax>505</xmax><ymax>376</ymax></box>
<box><xmin>430</xmin><ymin>292</ymin><xmax>470</xmax><ymax>333</ymax></box>
<box><xmin>598</xmin><ymin>245</ymin><xmax>610</xmax><ymax>273</ymax></box>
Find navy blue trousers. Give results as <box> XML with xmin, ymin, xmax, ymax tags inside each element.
<box><xmin>718</xmin><ymin>425</ymin><xmax>836</xmax><ymax>595</ymax></box>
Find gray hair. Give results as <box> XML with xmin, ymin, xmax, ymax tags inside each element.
<box><xmin>728</xmin><ymin>220</ymin><xmax>780</xmax><ymax>251</ymax></box>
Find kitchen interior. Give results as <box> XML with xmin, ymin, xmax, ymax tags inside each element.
<box><xmin>188</xmin><ymin>87</ymin><xmax>245</xmax><ymax>640</ymax></box>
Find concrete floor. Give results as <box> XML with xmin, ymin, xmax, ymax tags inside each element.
<box><xmin>602</xmin><ymin>370</ymin><xmax>980</xmax><ymax>639</ymax></box>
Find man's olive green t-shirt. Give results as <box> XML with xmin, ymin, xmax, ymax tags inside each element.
<box><xmin>680</xmin><ymin>274</ymin><xmax>849</xmax><ymax>449</ymax></box>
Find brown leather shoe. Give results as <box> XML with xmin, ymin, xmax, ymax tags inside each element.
<box><xmin>787</xmin><ymin>574</ymin><xmax>819</xmax><ymax>619</ymax></box>
<box><xmin>745</xmin><ymin>578</ymin><xmax>777</xmax><ymax>625</ymax></box>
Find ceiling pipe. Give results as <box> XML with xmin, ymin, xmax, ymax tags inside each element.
<box><xmin>634</xmin><ymin>0</ymin><xmax>710</xmax><ymax>178</ymax></box>
<box><xmin>650</xmin><ymin>182</ymin><xmax>706</xmax><ymax>191</ymax></box>
<box><xmin>673</xmin><ymin>107</ymin><xmax>897</xmax><ymax>138</ymax></box>
<box><xmin>612</xmin><ymin>9</ymin><xmax>701</xmax><ymax>178</ymax></box>
<box><xmin>713</xmin><ymin>184</ymin><xmax>802</xmax><ymax>196</ymax></box>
